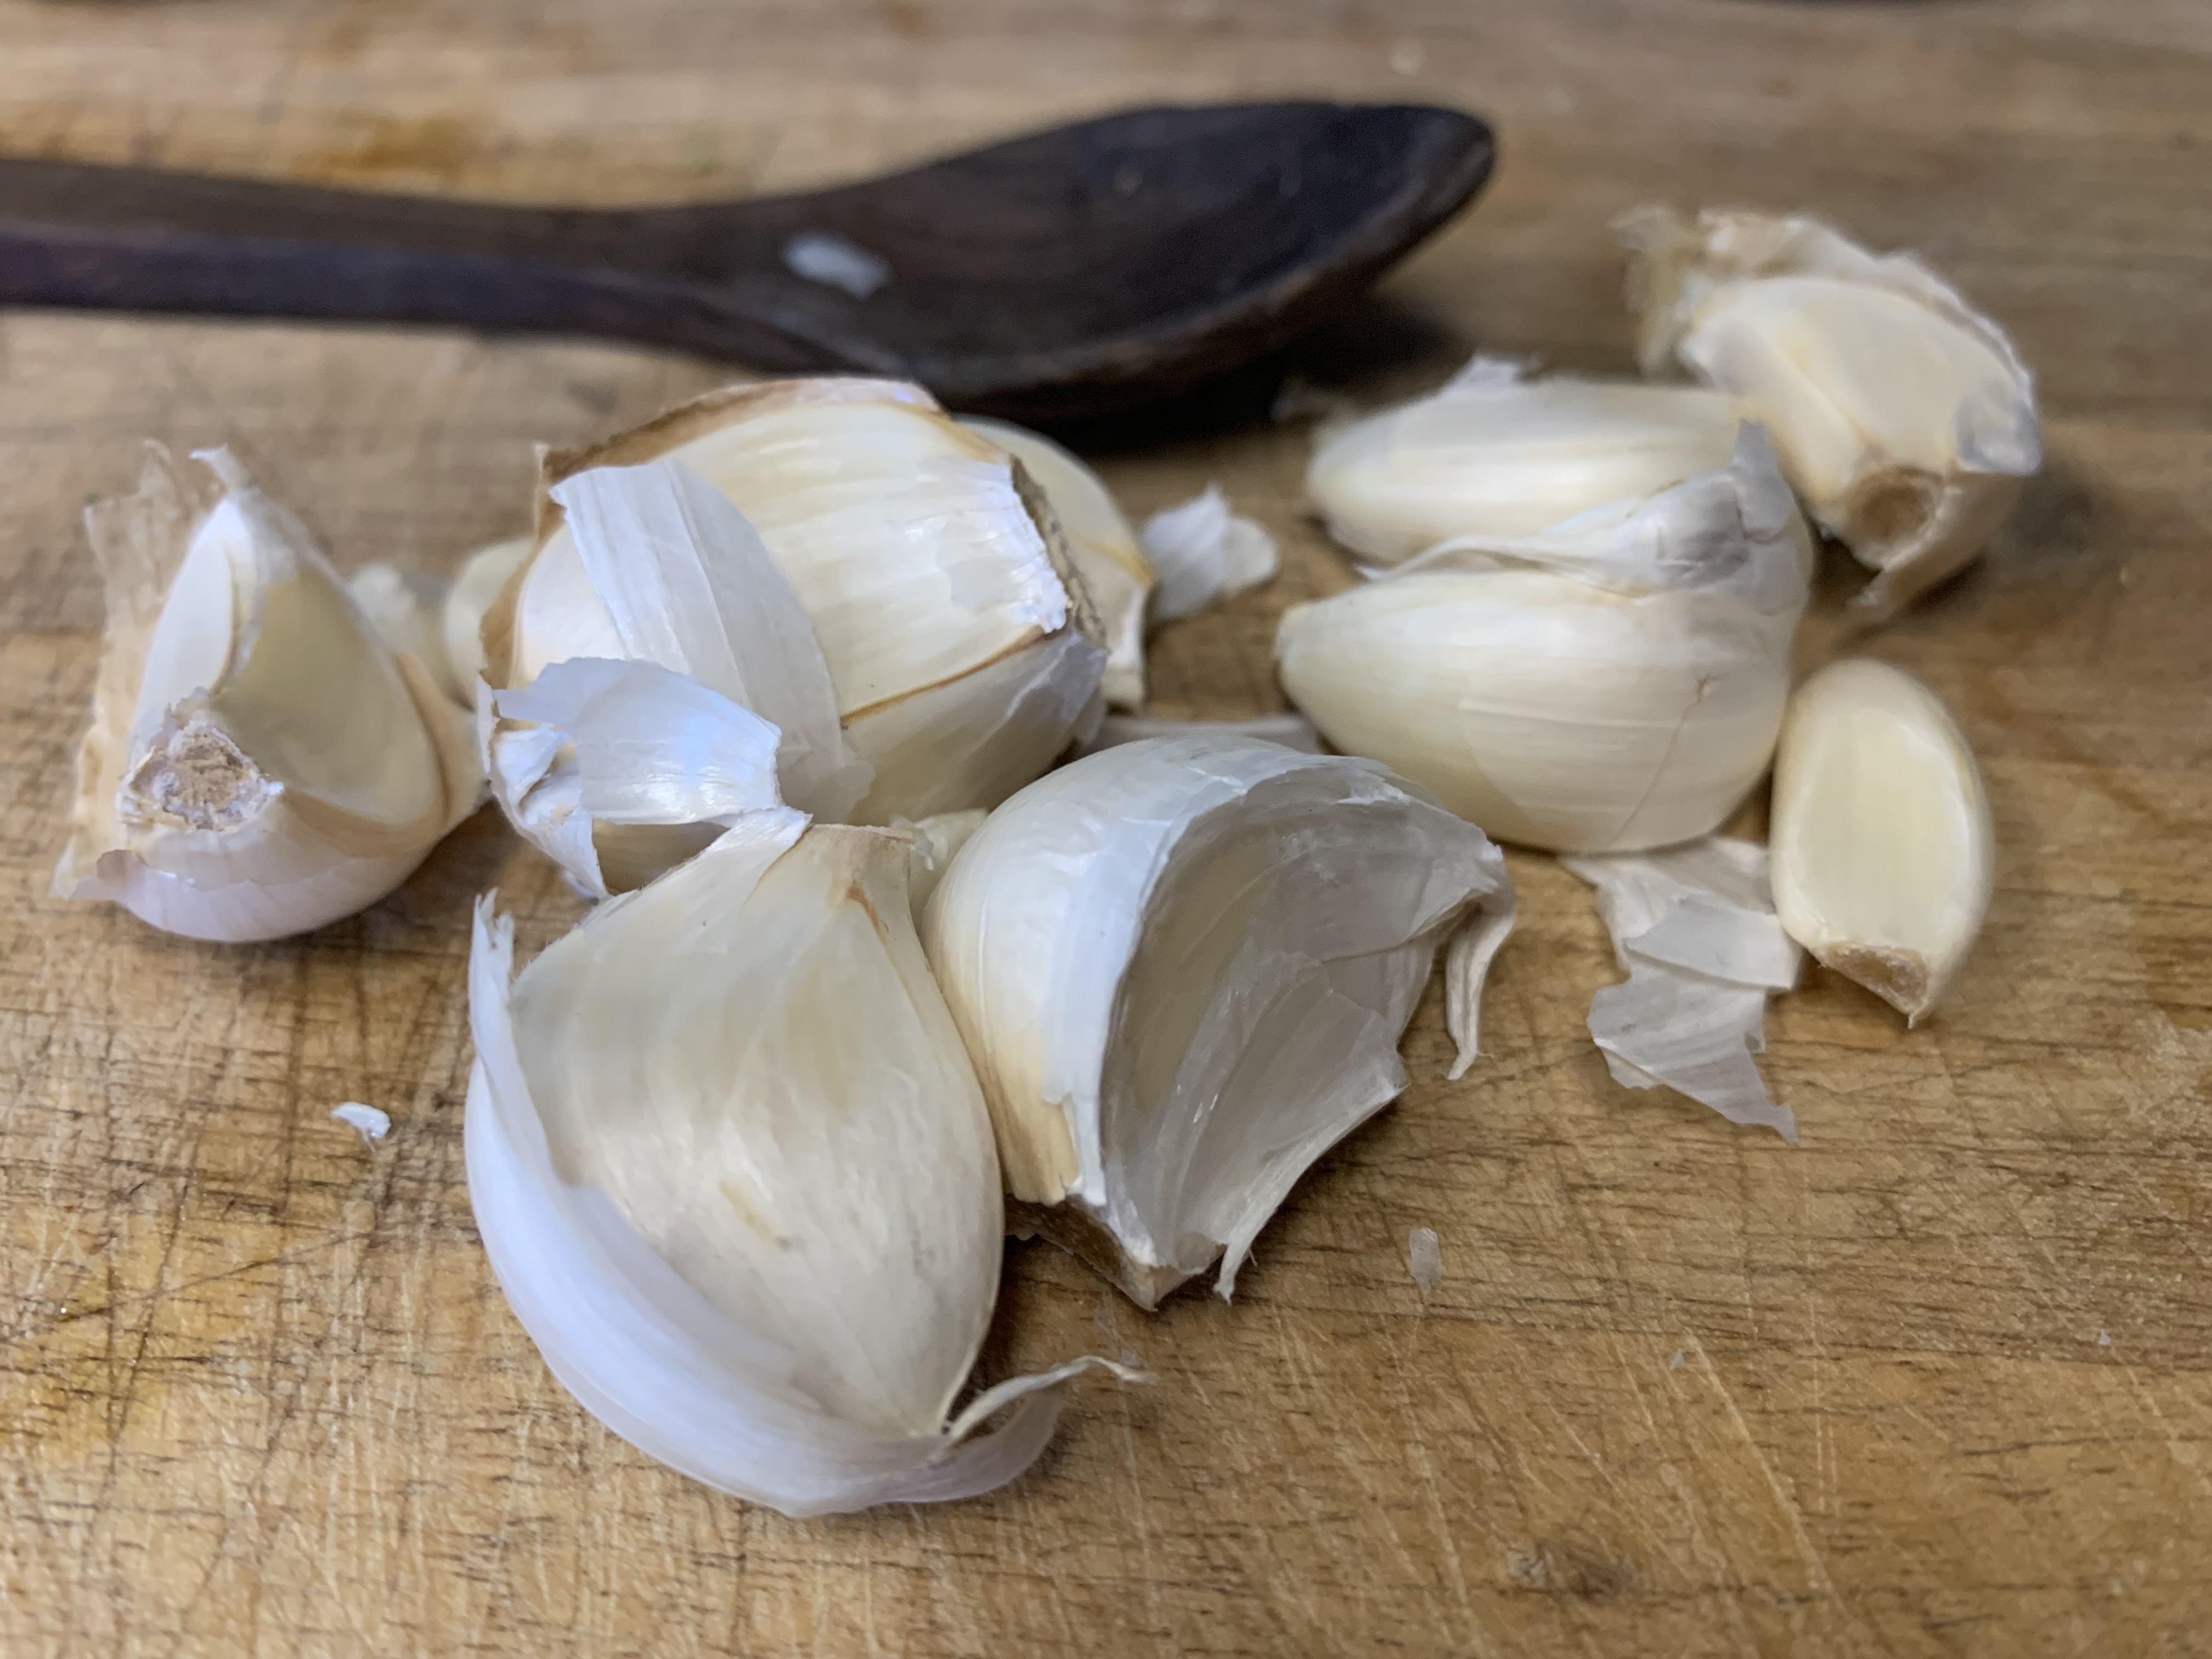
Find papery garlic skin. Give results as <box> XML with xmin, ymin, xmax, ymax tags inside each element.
<box><xmin>54</xmin><ymin>445</ymin><xmax>482</xmax><ymax>942</ymax></box>
<box><xmin>961</xmin><ymin>417</ymin><xmax>1152</xmax><ymax>710</ymax></box>
<box><xmin>492</xmin><ymin>379</ymin><xmax>1105</xmax><ymax>828</ymax></box>
<box><xmin>1769</xmin><ymin>659</ymin><xmax>1993</xmax><ymax>1023</ymax></box>
<box><xmin>467</xmin><ymin>814</ymin><xmax>1126</xmax><ymax>1516</ymax></box>
<box><xmin>1142</xmin><ymin>486</ymin><xmax>1279</xmax><ymax>622</ymax></box>
<box><xmin>922</xmin><ymin>733</ymin><xmax>1515</xmax><ymax>1308</ymax></box>
<box><xmin>441</xmin><ymin>536</ymin><xmax>529</xmax><ymax>696</ymax></box>
<box><xmin>1619</xmin><ymin>207</ymin><xmax>2040</xmax><ymax>617</ymax></box>
<box><xmin>1307</xmin><ymin>356</ymin><xmax>1743</xmax><ymax>566</ymax></box>
<box><xmin>1277</xmin><ymin>430</ymin><xmax>1812</xmax><ymax>854</ymax></box>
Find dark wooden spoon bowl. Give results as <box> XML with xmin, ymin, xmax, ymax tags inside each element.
<box><xmin>0</xmin><ymin>102</ymin><xmax>1492</xmax><ymax>420</ymax></box>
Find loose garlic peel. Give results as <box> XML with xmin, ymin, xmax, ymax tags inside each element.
<box><xmin>1618</xmin><ymin>207</ymin><xmax>2039</xmax><ymax>618</ymax></box>
<box><xmin>1307</xmin><ymin>355</ymin><xmax>1743</xmax><ymax>566</ymax></box>
<box><xmin>960</xmin><ymin>417</ymin><xmax>1153</xmax><ymax>710</ymax></box>
<box><xmin>1770</xmin><ymin>659</ymin><xmax>1993</xmax><ymax>1022</ymax></box>
<box><xmin>1278</xmin><ymin>428</ymin><xmax>1812</xmax><ymax>855</ymax></box>
<box><xmin>55</xmin><ymin>444</ymin><xmax>481</xmax><ymax>942</ymax></box>
<box><xmin>1142</xmin><ymin>486</ymin><xmax>1279</xmax><ymax>623</ymax></box>
<box><xmin>922</xmin><ymin>734</ymin><xmax>1515</xmax><ymax>1308</ymax></box>
<box><xmin>467</xmin><ymin>812</ymin><xmax>1132</xmax><ymax>1516</ymax></box>
<box><xmin>490</xmin><ymin>378</ymin><xmax>1105</xmax><ymax>828</ymax></box>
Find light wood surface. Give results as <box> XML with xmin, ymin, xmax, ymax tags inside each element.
<box><xmin>3</xmin><ymin>3</ymin><xmax>2209</xmax><ymax>1655</ymax></box>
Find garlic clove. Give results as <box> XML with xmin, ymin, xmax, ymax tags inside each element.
<box><xmin>466</xmin><ymin>811</ymin><xmax>1131</xmax><ymax>1516</ymax></box>
<box><xmin>1075</xmin><ymin>711</ymin><xmax>1324</xmax><ymax>758</ymax></box>
<box><xmin>1617</xmin><ymin>207</ymin><xmax>2040</xmax><ymax>618</ymax></box>
<box><xmin>961</xmin><ymin>417</ymin><xmax>1153</xmax><ymax>710</ymax></box>
<box><xmin>492</xmin><ymin>379</ymin><xmax>1104</xmax><ymax>827</ymax></box>
<box><xmin>1142</xmin><ymin>486</ymin><xmax>1279</xmax><ymax>623</ymax></box>
<box><xmin>1307</xmin><ymin>354</ymin><xmax>1744</xmax><ymax>566</ymax></box>
<box><xmin>55</xmin><ymin>444</ymin><xmax>482</xmax><ymax>942</ymax></box>
<box><xmin>921</xmin><ymin>732</ymin><xmax>1515</xmax><ymax>1307</ymax></box>
<box><xmin>899</xmin><ymin>808</ymin><xmax>989</xmax><ymax>921</ymax></box>
<box><xmin>1769</xmin><ymin>658</ymin><xmax>1993</xmax><ymax>1023</ymax></box>
<box><xmin>1277</xmin><ymin>429</ymin><xmax>1810</xmax><ymax>854</ymax></box>
<box><xmin>441</xmin><ymin>535</ymin><xmax>529</xmax><ymax>697</ymax></box>
<box><xmin>349</xmin><ymin>562</ymin><xmax>462</xmax><ymax>702</ymax></box>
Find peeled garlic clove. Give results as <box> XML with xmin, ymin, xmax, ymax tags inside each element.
<box><xmin>1142</xmin><ymin>486</ymin><xmax>1279</xmax><ymax>623</ymax></box>
<box><xmin>348</xmin><ymin>562</ymin><xmax>461</xmax><ymax>702</ymax></box>
<box><xmin>53</xmin><ymin>444</ymin><xmax>482</xmax><ymax>943</ymax></box>
<box><xmin>467</xmin><ymin>812</ymin><xmax>1128</xmax><ymax>1516</ymax></box>
<box><xmin>961</xmin><ymin>417</ymin><xmax>1152</xmax><ymax>711</ymax></box>
<box><xmin>1307</xmin><ymin>354</ymin><xmax>1744</xmax><ymax>566</ymax></box>
<box><xmin>1618</xmin><ymin>207</ymin><xmax>2040</xmax><ymax>618</ymax></box>
<box><xmin>1769</xmin><ymin>658</ymin><xmax>1993</xmax><ymax>1023</ymax></box>
<box><xmin>493</xmin><ymin>379</ymin><xmax>1104</xmax><ymax>826</ymax></box>
<box><xmin>440</xmin><ymin>535</ymin><xmax>529</xmax><ymax>696</ymax></box>
<box><xmin>1278</xmin><ymin>428</ymin><xmax>1810</xmax><ymax>854</ymax></box>
<box><xmin>922</xmin><ymin>733</ymin><xmax>1515</xmax><ymax>1308</ymax></box>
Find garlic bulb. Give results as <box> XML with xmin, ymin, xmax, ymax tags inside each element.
<box><xmin>1277</xmin><ymin>428</ymin><xmax>1812</xmax><ymax>854</ymax></box>
<box><xmin>349</xmin><ymin>562</ymin><xmax>462</xmax><ymax>702</ymax></box>
<box><xmin>1142</xmin><ymin>486</ymin><xmax>1279</xmax><ymax>622</ymax></box>
<box><xmin>961</xmin><ymin>417</ymin><xmax>1152</xmax><ymax>710</ymax></box>
<box><xmin>1618</xmin><ymin>207</ymin><xmax>2040</xmax><ymax>617</ymax></box>
<box><xmin>1769</xmin><ymin>659</ymin><xmax>1993</xmax><ymax>1023</ymax></box>
<box><xmin>489</xmin><ymin>377</ymin><xmax>1105</xmax><ymax>830</ymax></box>
<box><xmin>1307</xmin><ymin>355</ymin><xmax>1743</xmax><ymax>566</ymax></box>
<box><xmin>467</xmin><ymin>811</ymin><xmax>1130</xmax><ymax>1516</ymax></box>
<box><xmin>54</xmin><ymin>445</ymin><xmax>482</xmax><ymax>943</ymax></box>
<box><xmin>922</xmin><ymin>733</ymin><xmax>1515</xmax><ymax>1308</ymax></box>
<box><xmin>479</xmin><ymin>456</ymin><xmax>870</xmax><ymax>897</ymax></box>
<box><xmin>441</xmin><ymin>535</ymin><xmax>529</xmax><ymax>696</ymax></box>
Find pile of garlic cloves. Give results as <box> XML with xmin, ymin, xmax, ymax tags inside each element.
<box><xmin>53</xmin><ymin>202</ymin><xmax>2023</xmax><ymax>1515</ymax></box>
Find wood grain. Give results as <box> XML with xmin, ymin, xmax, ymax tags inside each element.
<box><xmin>2</xmin><ymin>2</ymin><xmax>2208</xmax><ymax>1656</ymax></box>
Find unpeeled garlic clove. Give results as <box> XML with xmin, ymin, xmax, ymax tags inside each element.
<box><xmin>1142</xmin><ymin>486</ymin><xmax>1279</xmax><ymax>623</ymax></box>
<box><xmin>1307</xmin><ymin>354</ymin><xmax>1744</xmax><ymax>566</ymax></box>
<box><xmin>1074</xmin><ymin>711</ymin><xmax>1323</xmax><ymax>758</ymax></box>
<box><xmin>489</xmin><ymin>378</ymin><xmax>1105</xmax><ymax>828</ymax></box>
<box><xmin>1769</xmin><ymin>658</ymin><xmax>1993</xmax><ymax>1023</ymax></box>
<box><xmin>54</xmin><ymin>444</ymin><xmax>482</xmax><ymax>942</ymax></box>
<box><xmin>441</xmin><ymin>535</ymin><xmax>529</xmax><ymax>697</ymax></box>
<box><xmin>921</xmin><ymin>733</ymin><xmax>1515</xmax><ymax>1308</ymax></box>
<box><xmin>960</xmin><ymin>417</ymin><xmax>1152</xmax><ymax>711</ymax></box>
<box><xmin>1617</xmin><ymin>207</ymin><xmax>2040</xmax><ymax>618</ymax></box>
<box><xmin>467</xmin><ymin>811</ymin><xmax>1131</xmax><ymax>1516</ymax></box>
<box><xmin>1277</xmin><ymin>427</ymin><xmax>1812</xmax><ymax>854</ymax></box>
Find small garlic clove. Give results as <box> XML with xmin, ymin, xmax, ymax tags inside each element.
<box><xmin>1617</xmin><ymin>207</ymin><xmax>2040</xmax><ymax>618</ymax></box>
<box><xmin>1769</xmin><ymin>658</ymin><xmax>1994</xmax><ymax>1023</ymax></box>
<box><xmin>440</xmin><ymin>535</ymin><xmax>529</xmax><ymax>697</ymax></box>
<box><xmin>466</xmin><ymin>812</ymin><xmax>1131</xmax><ymax>1516</ymax></box>
<box><xmin>348</xmin><ymin>562</ymin><xmax>461</xmax><ymax>702</ymax></box>
<box><xmin>922</xmin><ymin>732</ymin><xmax>1515</xmax><ymax>1308</ymax></box>
<box><xmin>1142</xmin><ymin>486</ymin><xmax>1279</xmax><ymax>623</ymax></box>
<box><xmin>1277</xmin><ymin>429</ymin><xmax>1810</xmax><ymax>854</ymax></box>
<box><xmin>1307</xmin><ymin>354</ymin><xmax>1744</xmax><ymax>566</ymax></box>
<box><xmin>55</xmin><ymin>444</ymin><xmax>482</xmax><ymax>942</ymax></box>
<box><xmin>961</xmin><ymin>417</ymin><xmax>1153</xmax><ymax>711</ymax></box>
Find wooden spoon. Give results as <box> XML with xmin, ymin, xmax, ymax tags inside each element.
<box><xmin>0</xmin><ymin>101</ymin><xmax>1492</xmax><ymax>420</ymax></box>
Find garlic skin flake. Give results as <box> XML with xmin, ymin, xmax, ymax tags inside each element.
<box><xmin>55</xmin><ymin>445</ymin><xmax>482</xmax><ymax>942</ymax></box>
<box><xmin>467</xmin><ymin>813</ymin><xmax>1128</xmax><ymax>1516</ymax></box>
<box><xmin>1619</xmin><ymin>207</ymin><xmax>2040</xmax><ymax>618</ymax></box>
<box><xmin>1142</xmin><ymin>486</ymin><xmax>1279</xmax><ymax>623</ymax></box>
<box><xmin>1307</xmin><ymin>355</ymin><xmax>1743</xmax><ymax>566</ymax></box>
<box><xmin>1278</xmin><ymin>428</ymin><xmax>1811</xmax><ymax>854</ymax></box>
<box><xmin>1563</xmin><ymin>838</ymin><xmax>1801</xmax><ymax>1143</ymax></box>
<box><xmin>922</xmin><ymin>733</ymin><xmax>1515</xmax><ymax>1308</ymax></box>
<box><xmin>1770</xmin><ymin>659</ymin><xmax>1993</xmax><ymax>1023</ymax></box>
<box><xmin>494</xmin><ymin>379</ymin><xmax>1105</xmax><ymax>827</ymax></box>
<box><xmin>961</xmin><ymin>417</ymin><xmax>1153</xmax><ymax>710</ymax></box>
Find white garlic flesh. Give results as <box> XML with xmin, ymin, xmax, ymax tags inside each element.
<box><xmin>1277</xmin><ymin>427</ymin><xmax>1812</xmax><ymax>854</ymax></box>
<box><xmin>54</xmin><ymin>445</ymin><xmax>483</xmax><ymax>942</ymax></box>
<box><xmin>348</xmin><ymin>562</ymin><xmax>461</xmax><ymax>702</ymax></box>
<box><xmin>1618</xmin><ymin>207</ymin><xmax>2040</xmax><ymax>618</ymax></box>
<box><xmin>467</xmin><ymin>811</ymin><xmax>1128</xmax><ymax>1516</ymax></box>
<box><xmin>1769</xmin><ymin>658</ymin><xmax>1994</xmax><ymax>1023</ymax></box>
<box><xmin>960</xmin><ymin>416</ymin><xmax>1152</xmax><ymax>710</ymax></box>
<box><xmin>922</xmin><ymin>733</ymin><xmax>1515</xmax><ymax>1308</ymax></box>
<box><xmin>1307</xmin><ymin>355</ymin><xmax>1743</xmax><ymax>566</ymax></box>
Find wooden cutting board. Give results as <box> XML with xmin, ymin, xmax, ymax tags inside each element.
<box><xmin>3</xmin><ymin>3</ymin><xmax>2208</xmax><ymax>1655</ymax></box>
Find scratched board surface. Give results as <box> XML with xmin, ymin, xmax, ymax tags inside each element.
<box><xmin>2</xmin><ymin>2</ymin><xmax>2209</xmax><ymax>1655</ymax></box>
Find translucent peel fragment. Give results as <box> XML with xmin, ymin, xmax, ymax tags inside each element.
<box><xmin>465</xmin><ymin>815</ymin><xmax>1133</xmax><ymax>1516</ymax></box>
<box><xmin>1770</xmin><ymin>659</ymin><xmax>1993</xmax><ymax>1024</ymax></box>
<box><xmin>1142</xmin><ymin>486</ymin><xmax>1279</xmax><ymax>623</ymax></box>
<box><xmin>1618</xmin><ymin>206</ymin><xmax>2040</xmax><ymax>619</ymax></box>
<box><xmin>1562</xmin><ymin>838</ymin><xmax>1801</xmax><ymax>1142</ymax></box>
<box><xmin>349</xmin><ymin>563</ymin><xmax>462</xmax><ymax>703</ymax></box>
<box><xmin>922</xmin><ymin>734</ymin><xmax>1515</xmax><ymax>1307</ymax></box>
